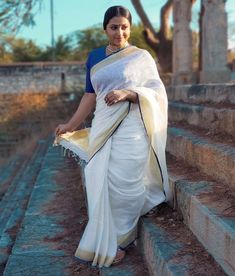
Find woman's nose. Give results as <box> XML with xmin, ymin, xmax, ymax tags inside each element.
<box><xmin>116</xmin><ymin>27</ymin><xmax>123</xmax><ymax>34</ymax></box>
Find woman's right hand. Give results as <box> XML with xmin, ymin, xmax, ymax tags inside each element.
<box><xmin>54</xmin><ymin>123</ymin><xmax>73</xmax><ymax>136</ymax></box>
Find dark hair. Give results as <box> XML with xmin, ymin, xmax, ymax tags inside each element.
<box><xmin>103</xmin><ymin>6</ymin><xmax>132</xmax><ymax>30</ymax></box>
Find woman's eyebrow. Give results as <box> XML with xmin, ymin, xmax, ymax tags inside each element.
<box><xmin>109</xmin><ymin>24</ymin><xmax>128</xmax><ymax>27</ymax></box>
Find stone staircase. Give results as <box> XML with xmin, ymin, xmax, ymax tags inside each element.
<box><xmin>0</xmin><ymin>140</ymin><xmax>49</xmax><ymax>274</ymax></box>
<box><xmin>0</xmin><ymin>84</ymin><xmax>234</xmax><ymax>275</ymax></box>
<box><xmin>137</xmin><ymin>84</ymin><xmax>235</xmax><ymax>276</ymax></box>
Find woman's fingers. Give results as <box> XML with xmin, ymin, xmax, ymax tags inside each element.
<box><xmin>105</xmin><ymin>91</ymin><xmax>120</xmax><ymax>105</ymax></box>
<box><xmin>105</xmin><ymin>90</ymin><xmax>128</xmax><ymax>106</ymax></box>
<box><xmin>106</xmin><ymin>97</ymin><xmax>117</xmax><ymax>106</ymax></box>
<box><xmin>55</xmin><ymin>124</ymin><xmax>65</xmax><ymax>136</ymax></box>
<box><xmin>55</xmin><ymin>126</ymin><xmax>60</xmax><ymax>136</ymax></box>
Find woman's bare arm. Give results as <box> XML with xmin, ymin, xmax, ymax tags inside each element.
<box><xmin>55</xmin><ymin>92</ymin><xmax>96</xmax><ymax>135</ymax></box>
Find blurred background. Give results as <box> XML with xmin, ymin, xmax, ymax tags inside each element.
<box><xmin>0</xmin><ymin>0</ymin><xmax>234</xmax><ymax>163</ymax></box>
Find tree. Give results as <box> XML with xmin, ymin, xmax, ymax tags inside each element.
<box><xmin>39</xmin><ymin>35</ymin><xmax>73</xmax><ymax>61</ymax></box>
<box><xmin>129</xmin><ymin>23</ymin><xmax>156</xmax><ymax>59</ymax></box>
<box><xmin>131</xmin><ymin>0</ymin><xmax>196</xmax><ymax>73</ymax></box>
<box><xmin>0</xmin><ymin>0</ymin><xmax>42</xmax><ymax>32</ymax></box>
<box><xmin>10</xmin><ymin>38</ymin><xmax>42</xmax><ymax>62</ymax></box>
<box><xmin>0</xmin><ymin>34</ymin><xmax>75</xmax><ymax>62</ymax></box>
<box><xmin>131</xmin><ymin>0</ymin><xmax>173</xmax><ymax>72</ymax></box>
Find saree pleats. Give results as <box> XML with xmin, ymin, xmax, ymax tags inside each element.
<box><xmin>108</xmin><ymin>104</ymin><xmax>149</xmax><ymax>244</ymax></box>
<box><xmin>75</xmin><ymin>139</ymin><xmax>117</xmax><ymax>267</ymax></box>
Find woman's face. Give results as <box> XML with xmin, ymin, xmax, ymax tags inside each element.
<box><xmin>105</xmin><ymin>16</ymin><xmax>131</xmax><ymax>48</ymax></box>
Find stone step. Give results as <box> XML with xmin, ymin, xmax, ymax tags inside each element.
<box><xmin>0</xmin><ymin>156</ymin><xmax>32</xmax><ymax>215</ymax></box>
<box><xmin>167</xmin><ymin>155</ymin><xmax>235</xmax><ymax>276</ymax></box>
<box><xmin>0</xmin><ymin>139</ymin><xmax>49</xmax><ymax>268</ymax></box>
<box><xmin>168</xmin><ymin>101</ymin><xmax>235</xmax><ymax>137</ymax></box>
<box><xmin>138</xmin><ymin>203</ymin><xmax>225</xmax><ymax>276</ymax></box>
<box><xmin>167</xmin><ymin>126</ymin><xmax>235</xmax><ymax>194</ymax></box>
<box><xmin>4</xmin><ymin>143</ymin><xmax>148</xmax><ymax>275</ymax></box>
<box><xmin>0</xmin><ymin>140</ymin><xmax>47</xmax><ymax>233</ymax></box>
<box><xmin>167</xmin><ymin>84</ymin><xmax>235</xmax><ymax>106</ymax></box>
<box><xmin>0</xmin><ymin>155</ymin><xmax>28</xmax><ymax>201</ymax></box>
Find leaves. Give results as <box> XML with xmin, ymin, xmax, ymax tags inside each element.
<box><xmin>0</xmin><ymin>0</ymin><xmax>42</xmax><ymax>33</ymax></box>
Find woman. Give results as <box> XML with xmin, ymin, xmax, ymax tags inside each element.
<box><xmin>55</xmin><ymin>6</ymin><xmax>171</xmax><ymax>268</ymax></box>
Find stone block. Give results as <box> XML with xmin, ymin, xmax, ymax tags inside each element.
<box><xmin>168</xmin><ymin>101</ymin><xmax>235</xmax><ymax>137</ymax></box>
<box><xmin>168</xmin><ymin>172</ymin><xmax>235</xmax><ymax>276</ymax></box>
<box><xmin>138</xmin><ymin>213</ymin><xmax>225</xmax><ymax>275</ymax></box>
<box><xmin>200</xmin><ymin>70</ymin><xmax>231</xmax><ymax>84</ymax></box>
<box><xmin>172</xmin><ymin>72</ymin><xmax>198</xmax><ymax>85</ymax></box>
<box><xmin>11</xmin><ymin>224</ymin><xmax>69</xmax><ymax>256</ymax></box>
<box><xmin>167</xmin><ymin>84</ymin><xmax>235</xmax><ymax>105</ymax></box>
<box><xmin>167</xmin><ymin>127</ymin><xmax>235</xmax><ymax>193</ymax></box>
<box><xmin>3</xmin><ymin>255</ymin><xmax>75</xmax><ymax>276</ymax></box>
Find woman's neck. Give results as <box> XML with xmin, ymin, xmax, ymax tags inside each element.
<box><xmin>106</xmin><ymin>41</ymin><xmax>129</xmax><ymax>55</ymax></box>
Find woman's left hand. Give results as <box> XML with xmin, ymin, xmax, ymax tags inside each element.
<box><xmin>104</xmin><ymin>90</ymin><xmax>128</xmax><ymax>106</ymax></box>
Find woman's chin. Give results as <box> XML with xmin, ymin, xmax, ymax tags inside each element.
<box><xmin>114</xmin><ymin>41</ymin><xmax>125</xmax><ymax>48</ymax></box>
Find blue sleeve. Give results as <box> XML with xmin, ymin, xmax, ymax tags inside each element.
<box><xmin>85</xmin><ymin>53</ymin><xmax>95</xmax><ymax>93</ymax></box>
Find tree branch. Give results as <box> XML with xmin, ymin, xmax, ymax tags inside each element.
<box><xmin>0</xmin><ymin>0</ymin><xmax>42</xmax><ymax>32</ymax></box>
<box><xmin>131</xmin><ymin>0</ymin><xmax>158</xmax><ymax>38</ymax></box>
<box><xmin>158</xmin><ymin>0</ymin><xmax>173</xmax><ymax>40</ymax></box>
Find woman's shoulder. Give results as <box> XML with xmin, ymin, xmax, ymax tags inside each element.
<box><xmin>130</xmin><ymin>46</ymin><xmax>152</xmax><ymax>56</ymax></box>
<box><xmin>86</xmin><ymin>46</ymin><xmax>106</xmax><ymax>68</ymax></box>
<box><xmin>131</xmin><ymin>46</ymin><xmax>155</xmax><ymax>61</ymax></box>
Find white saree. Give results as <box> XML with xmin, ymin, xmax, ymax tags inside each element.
<box><xmin>54</xmin><ymin>45</ymin><xmax>172</xmax><ymax>267</ymax></box>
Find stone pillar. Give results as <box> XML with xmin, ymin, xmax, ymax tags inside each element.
<box><xmin>200</xmin><ymin>0</ymin><xmax>230</xmax><ymax>83</ymax></box>
<box><xmin>172</xmin><ymin>0</ymin><xmax>196</xmax><ymax>85</ymax></box>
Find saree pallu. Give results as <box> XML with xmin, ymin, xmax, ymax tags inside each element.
<box><xmin>64</xmin><ymin>46</ymin><xmax>171</xmax><ymax>267</ymax></box>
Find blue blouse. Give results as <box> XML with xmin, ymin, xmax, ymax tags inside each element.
<box><xmin>85</xmin><ymin>47</ymin><xmax>106</xmax><ymax>93</ymax></box>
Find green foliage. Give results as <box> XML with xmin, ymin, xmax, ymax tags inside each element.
<box><xmin>71</xmin><ymin>25</ymin><xmax>107</xmax><ymax>60</ymax></box>
<box><xmin>0</xmin><ymin>0</ymin><xmax>42</xmax><ymax>32</ymax></box>
<box><xmin>0</xmin><ymin>23</ymin><xmax>176</xmax><ymax>62</ymax></box>
<box><xmin>11</xmin><ymin>38</ymin><xmax>42</xmax><ymax>62</ymax></box>
<box><xmin>39</xmin><ymin>35</ymin><xmax>73</xmax><ymax>61</ymax></box>
<box><xmin>76</xmin><ymin>25</ymin><xmax>107</xmax><ymax>51</ymax></box>
<box><xmin>0</xmin><ymin>35</ymin><xmax>75</xmax><ymax>62</ymax></box>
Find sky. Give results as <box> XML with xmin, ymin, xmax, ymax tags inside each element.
<box><xmin>17</xmin><ymin>0</ymin><xmax>235</xmax><ymax>49</ymax></box>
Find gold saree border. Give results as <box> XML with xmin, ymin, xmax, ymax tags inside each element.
<box><xmin>118</xmin><ymin>227</ymin><xmax>137</xmax><ymax>248</ymax></box>
<box><xmin>91</xmin><ymin>46</ymin><xmax>141</xmax><ymax>76</ymax></box>
<box><xmin>54</xmin><ymin>128</ymin><xmax>90</xmax><ymax>150</ymax></box>
<box><xmin>138</xmin><ymin>95</ymin><xmax>164</xmax><ymax>190</ymax></box>
<box><xmin>88</xmin><ymin>101</ymin><xmax>131</xmax><ymax>160</ymax></box>
<box><xmin>74</xmin><ymin>247</ymin><xmax>114</xmax><ymax>267</ymax></box>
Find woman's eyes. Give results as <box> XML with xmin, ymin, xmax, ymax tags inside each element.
<box><xmin>110</xmin><ymin>25</ymin><xmax>128</xmax><ymax>30</ymax></box>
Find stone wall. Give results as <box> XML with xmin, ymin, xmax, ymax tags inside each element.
<box><xmin>0</xmin><ymin>62</ymin><xmax>86</xmax><ymax>94</ymax></box>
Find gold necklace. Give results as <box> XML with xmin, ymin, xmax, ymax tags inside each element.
<box><xmin>106</xmin><ymin>42</ymin><xmax>129</xmax><ymax>55</ymax></box>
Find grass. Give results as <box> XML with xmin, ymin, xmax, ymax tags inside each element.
<box><xmin>0</xmin><ymin>91</ymin><xmax>81</xmax><ymax>166</ymax></box>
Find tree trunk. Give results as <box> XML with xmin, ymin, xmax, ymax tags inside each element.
<box><xmin>131</xmin><ymin>0</ymin><xmax>173</xmax><ymax>73</ymax></box>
